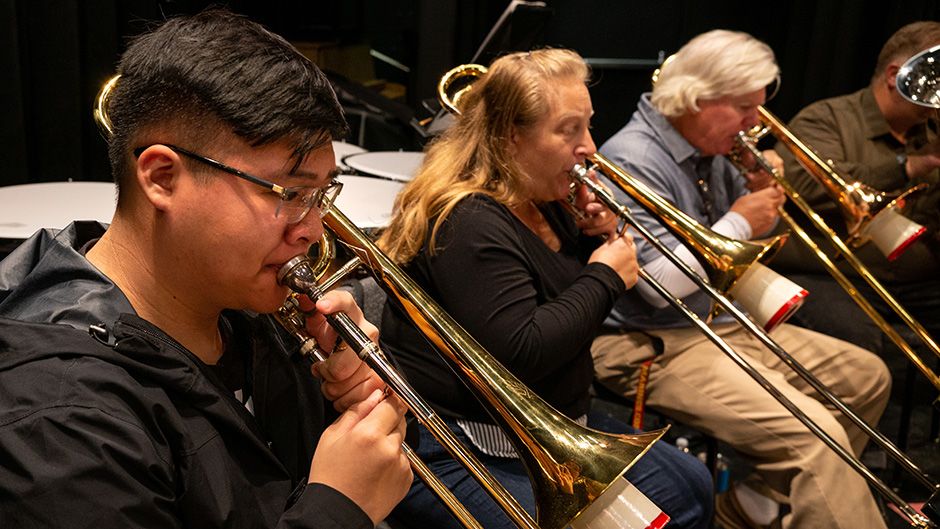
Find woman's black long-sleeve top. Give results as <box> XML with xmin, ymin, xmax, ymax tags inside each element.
<box><xmin>380</xmin><ymin>194</ymin><xmax>625</xmax><ymax>423</ymax></box>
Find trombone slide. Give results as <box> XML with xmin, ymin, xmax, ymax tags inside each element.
<box><xmin>737</xmin><ymin>115</ymin><xmax>940</xmax><ymax>391</ymax></box>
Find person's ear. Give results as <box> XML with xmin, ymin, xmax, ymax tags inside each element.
<box><xmin>135</xmin><ymin>145</ymin><xmax>183</xmax><ymax>211</ymax></box>
<box><xmin>885</xmin><ymin>63</ymin><xmax>901</xmax><ymax>91</ymax></box>
<box><xmin>509</xmin><ymin>126</ymin><xmax>521</xmax><ymax>156</ymax></box>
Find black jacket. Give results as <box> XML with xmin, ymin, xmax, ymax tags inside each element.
<box><xmin>0</xmin><ymin>222</ymin><xmax>372</xmax><ymax>529</ymax></box>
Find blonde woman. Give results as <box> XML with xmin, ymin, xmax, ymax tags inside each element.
<box><xmin>377</xmin><ymin>48</ymin><xmax>712</xmax><ymax>529</ymax></box>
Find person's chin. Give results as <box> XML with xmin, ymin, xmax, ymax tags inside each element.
<box><xmin>553</xmin><ymin>179</ymin><xmax>572</xmax><ymax>200</ymax></box>
<box><xmin>250</xmin><ymin>290</ymin><xmax>292</xmax><ymax>315</ymax></box>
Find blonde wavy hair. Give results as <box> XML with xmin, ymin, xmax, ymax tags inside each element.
<box><xmin>378</xmin><ymin>48</ymin><xmax>589</xmax><ymax>264</ymax></box>
<box><xmin>652</xmin><ymin>30</ymin><xmax>779</xmax><ymax>118</ymax></box>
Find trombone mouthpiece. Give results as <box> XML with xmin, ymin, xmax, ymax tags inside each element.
<box><xmin>277</xmin><ymin>255</ymin><xmax>314</xmax><ymax>289</ymax></box>
<box><xmin>569</xmin><ymin>163</ymin><xmax>589</xmax><ymax>180</ymax></box>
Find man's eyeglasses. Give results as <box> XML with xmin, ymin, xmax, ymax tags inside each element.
<box><xmin>133</xmin><ymin>144</ymin><xmax>343</xmax><ymax>224</ymax></box>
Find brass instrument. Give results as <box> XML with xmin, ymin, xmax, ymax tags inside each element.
<box><xmin>274</xmin><ymin>286</ymin><xmax>485</xmax><ymax>529</ymax></box>
<box><xmin>572</xmin><ymin>157</ymin><xmax>938</xmax><ymax>529</ymax></box>
<box><xmin>736</xmin><ymin>108</ymin><xmax>940</xmax><ymax>395</ymax></box>
<box><xmin>897</xmin><ymin>44</ymin><xmax>940</xmax><ymax>111</ymax></box>
<box><xmin>438</xmin><ymin>63</ymin><xmax>488</xmax><ymax>115</ymax></box>
<box><xmin>585</xmin><ymin>154</ymin><xmax>799</xmax><ymax>323</ymax></box>
<box><xmin>738</xmin><ymin>122</ymin><xmax>926</xmax><ymax>251</ymax></box>
<box><xmin>94</xmin><ymin>74</ymin><xmax>670</xmax><ymax>529</ymax></box>
<box><xmin>441</xmin><ymin>62</ymin><xmax>801</xmax><ymax>331</ymax></box>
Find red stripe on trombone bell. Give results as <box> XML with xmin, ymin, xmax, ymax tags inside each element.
<box><xmin>646</xmin><ymin>512</ymin><xmax>671</xmax><ymax>529</ymax></box>
<box><xmin>764</xmin><ymin>289</ymin><xmax>809</xmax><ymax>333</ymax></box>
<box><xmin>887</xmin><ymin>226</ymin><xmax>927</xmax><ymax>262</ymax></box>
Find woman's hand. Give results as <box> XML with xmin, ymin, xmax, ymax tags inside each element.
<box><xmin>572</xmin><ymin>172</ymin><xmax>619</xmax><ymax>238</ymax></box>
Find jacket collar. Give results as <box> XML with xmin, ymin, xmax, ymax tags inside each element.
<box><xmin>0</xmin><ymin>221</ymin><xmax>134</xmax><ymax>329</ymax></box>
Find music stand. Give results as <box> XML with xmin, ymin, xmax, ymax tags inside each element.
<box><xmin>426</xmin><ymin>0</ymin><xmax>552</xmax><ymax>135</ymax></box>
<box><xmin>471</xmin><ymin>0</ymin><xmax>552</xmax><ymax>64</ymax></box>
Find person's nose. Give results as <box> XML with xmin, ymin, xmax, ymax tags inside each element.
<box><xmin>742</xmin><ymin>108</ymin><xmax>760</xmax><ymax>131</ymax></box>
<box><xmin>285</xmin><ymin>210</ymin><xmax>325</xmax><ymax>249</ymax></box>
<box><xmin>575</xmin><ymin>129</ymin><xmax>596</xmax><ymax>159</ymax></box>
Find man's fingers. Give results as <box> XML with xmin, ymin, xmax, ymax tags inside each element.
<box><xmin>318</xmin><ymin>340</ymin><xmax>365</xmax><ymax>382</ymax></box>
<box><xmin>357</xmin><ymin>393</ymin><xmax>409</xmax><ymax>438</ymax></box>
<box><xmin>328</xmin><ymin>389</ymin><xmax>385</xmax><ymax>437</ymax></box>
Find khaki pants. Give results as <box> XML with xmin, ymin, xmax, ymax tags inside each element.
<box><xmin>592</xmin><ymin>323</ymin><xmax>891</xmax><ymax>529</ymax></box>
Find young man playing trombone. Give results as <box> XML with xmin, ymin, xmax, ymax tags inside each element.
<box><xmin>592</xmin><ymin>29</ymin><xmax>891</xmax><ymax>529</ymax></box>
<box><xmin>0</xmin><ymin>9</ymin><xmax>411</xmax><ymax>528</ymax></box>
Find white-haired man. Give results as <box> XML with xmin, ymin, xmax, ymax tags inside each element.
<box><xmin>591</xmin><ymin>30</ymin><xmax>891</xmax><ymax>529</ymax></box>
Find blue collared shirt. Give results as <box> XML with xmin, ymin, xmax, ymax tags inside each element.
<box><xmin>599</xmin><ymin>93</ymin><xmax>749</xmax><ymax>330</ymax></box>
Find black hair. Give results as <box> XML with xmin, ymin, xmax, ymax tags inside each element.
<box><xmin>106</xmin><ymin>8</ymin><xmax>348</xmax><ymax>194</ymax></box>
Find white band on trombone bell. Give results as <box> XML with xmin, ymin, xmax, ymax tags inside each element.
<box><xmin>860</xmin><ymin>205</ymin><xmax>926</xmax><ymax>262</ymax></box>
<box><xmin>569</xmin><ymin>478</ymin><xmax>669</xmax><ymax>529</ymax></box>
<box><xmin>728</xmin><ymin>262</ymin><xmax>808</xmax><ymax>333</ymax></box>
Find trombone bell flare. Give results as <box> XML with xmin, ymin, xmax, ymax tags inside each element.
<box><xmin>897</xmin><ymin>44</ymin><xmax>940</xmax><ymax>109</ymax></box>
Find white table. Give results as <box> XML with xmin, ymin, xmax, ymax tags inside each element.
<box><xmin>332</xmin><ymin>141</ymin><xmax>367</xmax><ymax>170</ymax></box>
<box><xmin>344</xmin><ymin>151</ymin><xmax>424</xmax><ymax>182</ymax></box>
<box><xmin>0</xmin><ymin>182</ymin><xmax>117</xmax><ymax>239</ymax></box>
<box><xmin>333</xmin><ymin>175</ymin><xmax>404</xmax><ymax>230</ymax></box>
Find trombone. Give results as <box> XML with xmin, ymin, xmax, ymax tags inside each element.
<box><xmin>279</xmin><ymin>208</ymin><xmax>669</xmax><ymax>529</ymax></box>
<box><xmin>438</xmin><ymin>62</ymin><xmax>938</xmax><ymax>528</ymax></box>
<box><xmin>734</xmin><ymin>109</ymin><xmax>940</xmax><ymax>395</ymax></box>
<box><xmin>94</xmin><ymin>74</ymin><xmax>670</xmax><ymax>529</ymax></box>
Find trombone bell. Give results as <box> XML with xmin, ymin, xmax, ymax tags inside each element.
<box><xmin>438</xmin><ymin>64</ymin><xmax>488</xmax><ymax>115</ymax></box>
<box><xmin>859</xmin><ymin>201</ymin><xmax>928</xmax><ymax>261</ymax></box>
<box><xmin>577</xmin><ymin>154</ymin><xmax>805</xmax><ymax>331</ymax></box>
<box><xmin>897</xmin><ymin>44</ymin><xmax>940</xmax><ymax>109</ymax></box>
<box><xmin>753</xmin><ymin>106</ymin><xmax>928</xmax><ymax>258</ymax></box>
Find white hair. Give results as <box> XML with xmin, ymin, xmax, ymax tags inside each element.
<box><xmin>651</xmin><ymin>30</ymin><xmax>780</xmax><ymax>117</ymax></box>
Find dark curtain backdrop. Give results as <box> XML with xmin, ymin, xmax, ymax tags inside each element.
<box><xmin>2</xmin><ymin>0</ymin><xmax>939</xmax><ymax>187</ymax></box>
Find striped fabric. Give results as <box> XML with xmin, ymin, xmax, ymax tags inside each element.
<box><xmin>457</xmin><ymin>415</ymin><xmax>588</xmax><ymax>458</ymax></box>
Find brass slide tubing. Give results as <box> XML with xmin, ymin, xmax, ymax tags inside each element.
<box><xmin>273</xmin><ymin>288</ymin><xmax>485</xmax><ymax>529</ymax></box>
<box><xmin>573</xmin><ymin>154</ymin><xmax>937</xmax><ymax>528</ymax></box>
